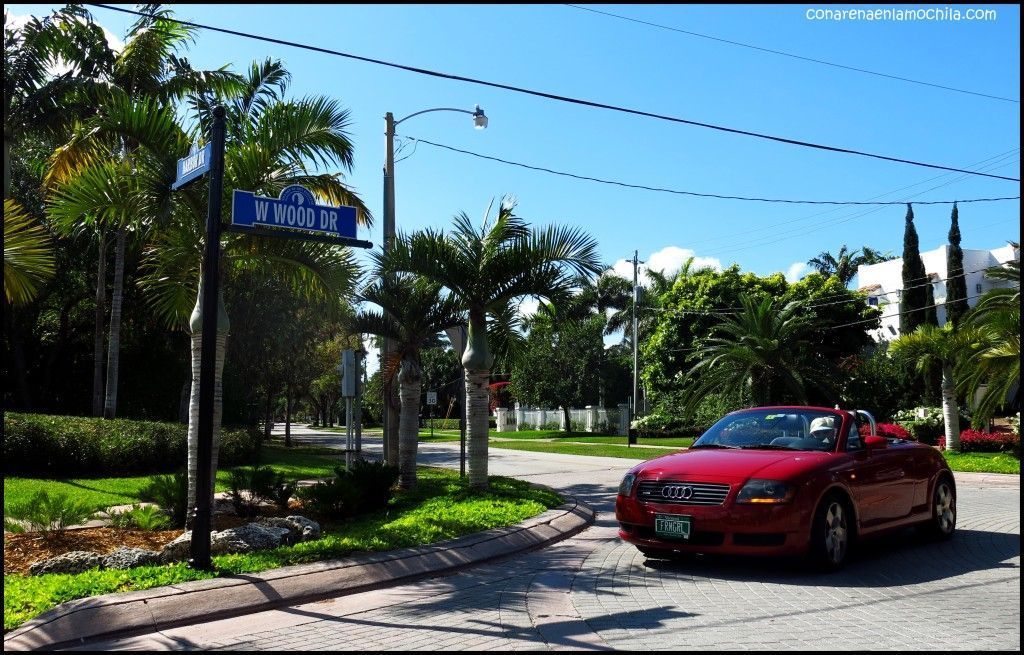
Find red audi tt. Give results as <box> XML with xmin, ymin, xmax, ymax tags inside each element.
<box><xmin>616</xmin><ymin>406</ymin><xmax>956</xmax><ymax>570</ymax></box>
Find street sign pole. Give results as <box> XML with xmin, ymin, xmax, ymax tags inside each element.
<box><xmin>190</xmin><ymin>106</ymin><xmax>226</xmax><ymax>572</ymax></box>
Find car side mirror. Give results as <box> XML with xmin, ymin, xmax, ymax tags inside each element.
<box><xmin>864</xmin><ymin>435</ymin><xmax>888</xmax><ymax>450</ymax></box>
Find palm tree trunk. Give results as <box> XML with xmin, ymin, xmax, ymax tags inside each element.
<box><xmin>941</xmin><ymin>363</ymin><xmax>961</xmax><ymax>451</ymax></box>
<box><xmin>185</xmin><ymin>278</ymin><xmax>230</xmax><ymax>528</ymax></box>
<box><xmin>103</xmin><ymin>228</ymin><xmax>125</xmax><ymax>419</ymax></box>
<box><xmin>562</xmin><ymin>405</ymin><xmax>571</xmax><ymax>433</ymax></box>
<box><xmin>92</xmin><ymin>231</ymin><xmax>107</xmax><ymax>416</ymax></box>
<box><xmin>466</xmin><ymin>368</ymin><xmax>490</xmax><ymax>490</ymax></box>
<box><xmin>398</xmin><ymin>371</ymin><xmax>422</xmax><ymax>489</ymax></box>
<box><xmin>385</xmin><ymin>377</ymin><xmax>400</xmax><ymax>467</ymax></box>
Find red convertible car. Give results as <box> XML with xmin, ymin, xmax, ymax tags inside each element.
<box><xmin>616</xmin><ymin>406</ymin><xmax>956</xmax><ymax>570</ymax></box>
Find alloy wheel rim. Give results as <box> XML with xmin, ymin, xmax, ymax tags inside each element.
<box><xmin>824</xmin><ymin>502</ymin><xmax>847</xmax><ymax>564</ymax></box>
<box><xmin>935</xmin><ymin>483</ymin><xmax>956</xmax><ymax>533</ymax></box>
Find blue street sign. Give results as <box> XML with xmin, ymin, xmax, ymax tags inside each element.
<box><xmin>231</xmin><ymin>185</ymin><xmax>357</xmax><ymax>239</ymax></box>
<box><xmin>171</xmin><ymin>143</ymin><xmax>212</xmax><ymax>190</ymax></box>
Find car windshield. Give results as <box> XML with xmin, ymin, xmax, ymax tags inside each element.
<box><xmin>692</xmin><ymin>409</ymin><xmax>842</xmax><ymax>452</ymax></box>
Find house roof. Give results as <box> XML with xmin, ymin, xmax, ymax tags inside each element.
<box><xmin>858</xmin><ymin>283</ymin><xmax>882</xmax><ymax>293</ymax></box>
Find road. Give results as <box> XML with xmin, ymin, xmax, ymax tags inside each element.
<box><xmin>77</xmin><ymin>425</ymin><xmax>1020</xmax><ymax>651</ymax></box>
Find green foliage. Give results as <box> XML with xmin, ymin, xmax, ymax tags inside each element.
<box><xmin>838</xmin><ymin>345</ymin><xmax>920</xmax><ymax>421</ymax></box>
<box><xmin>107</xmin><ymin>504</ymin><xmax>171</xmax><ymax>531</ymax></box>
<box><xmin>509</xmin><ymin>313</ymin><xmax>605</xmax><ymax>425</ymax></box>
<box><xmin>139</xmin><ymin>471</ymin><xmax>188</xmax><ymax>527</ymax></box>
<box><xmin>941</xmin><ymin>451</ymin><xmax>1019</xmax><ymax>475</ymax></box>
<box><xmin>3</xmin><ymin>490</ymin><xmax>95</xmax><ymax>538</ymax></box>
<box><xmin>2</xmin><ymin>413</ymin><xmax>260</xmax><ymax>476</ymax></box>
<box><xmin>900</xmin><ymin>204</ymin><xmax>929</xmax><ymax>335</ymax></box>
<box><xmin>228</xmin><ymin>465</ymin><xmax>297</xmax><ymax>517</ymax></box>
<box><xmin>945</xmin><ymin>203</ymin><xmax>969</xmax><ymax>328</ymax></box>
<box><xmin>3</xmin><ymin>468</ymin><xmax>561</xmax><ymax>631</ymax></box>
<box><xmin>297</xmin><ymin>460</ymin><xmax>400</xmax><ymax>519</ymax></box>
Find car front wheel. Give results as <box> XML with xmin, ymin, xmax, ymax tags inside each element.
<box><xmin>810</xmin><ymin>495</ymin><xmax>850</xmax><ymax>571</ymax></box>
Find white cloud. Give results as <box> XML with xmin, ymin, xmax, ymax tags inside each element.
<box><xmin>610</xmin><ymin>246</ymin><xmax>722</xmax><ymax>286</ymax></box>
<box><xmin>785</xmin><ymin>262</ymin><xmax>809</xmax><ymax>283</ymax></box>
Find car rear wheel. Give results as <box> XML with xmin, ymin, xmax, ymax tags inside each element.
<box><xmin>920</xmin><ymin>477</ymin><xmax>956</xmax><ymax>541</ymax></box>
<box><xmin>810</xmin><ymin>495</ymin><xmax>850</xmax><ymax>571</ymax></box>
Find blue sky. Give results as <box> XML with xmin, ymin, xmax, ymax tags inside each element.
<box><xmin>10</xmin><ymin>4</ymin><xmax>1021</xmax><ymax>287</ymax></box>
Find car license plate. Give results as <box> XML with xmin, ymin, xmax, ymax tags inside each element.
<box><xmin>655</xmin><ymin>514</ymin><xmax>692</xmax><ymax>540</ymax></box>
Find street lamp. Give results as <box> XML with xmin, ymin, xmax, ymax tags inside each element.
<box><xmin>380</xmin><ymin>105</ymin><xmax>488</xmax><ymax>463</ymax></box>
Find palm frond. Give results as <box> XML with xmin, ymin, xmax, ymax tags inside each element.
<box><xmin>3</xmin><ymin>199</ymin><xmax>55</xmax><ymax>304</ymax></box>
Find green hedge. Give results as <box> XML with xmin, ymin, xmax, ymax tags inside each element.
<box><xmin>2</xmin><ymin>413</ymin><xmax>259</xmax><ymax>477</ymax></box>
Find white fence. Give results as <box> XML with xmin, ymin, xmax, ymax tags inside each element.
<box><xmin>495</xmin><ymin>404</ymin><xmax>630</xmax><ymax>436</ymax></box>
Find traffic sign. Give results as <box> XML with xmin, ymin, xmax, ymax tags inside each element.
<box><xmin>232</xmin><ymin>185</ymin><xmax>357</xmax><ymax>239</ymax></box>
<box><xmin>171</xmin><ymin>143</ymin><xmax>212</xmax><ymax>190</ymax></box>
<box><xmin>426</xmin><ymin>391</ymin><xmax>438</xmax><ymax>405</ymax></box>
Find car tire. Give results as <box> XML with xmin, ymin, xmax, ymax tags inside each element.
<box><xmin>919</xmin><ymin>477</ymin><xmax>956</xmax><ymax>541</ymax></box>
<box><xmin>810</xmin><ymin>494</ymin><xmax>851</xmax><ymax>571</ymax></box>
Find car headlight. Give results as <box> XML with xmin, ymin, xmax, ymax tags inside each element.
<box><xmin>736</xmin><ymin>479</ymin><xmax>794</xmax><ymax>504</ymax></box>
<box><xmin>618</xmin><ymin>473</ymin><xmax>637</xmax><ymax>496</ymax></box>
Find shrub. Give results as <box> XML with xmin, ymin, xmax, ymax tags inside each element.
<box><xmin>228</xmin><ymin>465</ymin><xmax>296</xmax><ymax>517</ymax></box>
<box><xmin>297</xmin><ymin>461</ymin><xmax>399</xmax><ymax>519</ymax></box>
<box><xmin>899</xmin><ymin>419</ymin><xmax>944</xmax><ymax>445</ymax></box>
<box><xmin>1</xmin><ymin>413</ymin><xmax>260</xmax><ymax>476</ymax></box>
<box><xmin>4</xmin><ymin>490</ymin><xmax>95</xmax><ymax>538</ymax></box>
<box><xmin>139</xmin><ymin>471</ymin><xmax>188</xmax><ymax>527</ymax></box>
<box><xmin>107</xmin><ymin>504</ymin><xmax>172</xmax><ymax>531</ymax></box>
<box><xmin>960</xmin><ymin>429</ymin><xmax>1020</xmax><ymax>454</ymax></box>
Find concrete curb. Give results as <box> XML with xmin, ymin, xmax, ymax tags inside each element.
<box><xmin>3</xmin><ymin>496</ymin><xmax>594</xmax><ymax>651</ymax></box>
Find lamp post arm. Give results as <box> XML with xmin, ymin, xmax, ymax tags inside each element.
<box><xmin>395</xmin><ymin>107</ymin><xmax>474</xmax><ymax>126</ymax></box>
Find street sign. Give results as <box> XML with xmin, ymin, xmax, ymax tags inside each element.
<box><xmin>232</xmin><ymin>185</ymin><xmax>357</xmax><ymax>239</ymax></box>
<box><xmin>426</xmin><ymin>391</ymin><xmax>438</xmax><ymax>406</ymax></box>
<box><xmin>171</xmin><ymin>143</ymin><xmax>212</xmax><ymax>190</ymax></box>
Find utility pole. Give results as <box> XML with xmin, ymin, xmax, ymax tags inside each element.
<box><xmin>631</xmin><ymin>250</ymin><xmax>641</xmax><ymax>418</ymax></box>
<box><xmin>382</xmin><ymin>112</ymin><xmax>397</xmax><ymax>465</ymax></box>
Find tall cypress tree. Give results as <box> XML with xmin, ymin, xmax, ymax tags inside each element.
<box><xmin>945</xmin><ymin>202</ymin><xmax>969</xmax><ymax>328</ymax></box>
<box><xmin>924</xmin><ymin>278</ymin><xmax>938</xmax><ymax>326</ymax></box>
<box><xmin>900</xmin><ymin>203</ymin><xmax>928</xmax><ymax>335</ymax></box>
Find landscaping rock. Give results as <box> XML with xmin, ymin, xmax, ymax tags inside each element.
<box><xmin>287</xmin><ymin>515</ymin><xmax>321</xmax><ymax>541</ymax></box>
<box><xmin>29</xmin><ymin>551</ymin><xmax>103</xmax><ymax>576</ymax></box>
<box><xmin>103</xmin><ymin>547</ymin><xmax>161</xmax><ymax>570</ymax></box>
<box><xmin>210</xmin><ymin>523</ymin><xmax>289</xmax><ymax>555</ymax></box>
<box><xmin>256</xmin><ymin>515</ymin><xmax>322</xmax><ymax>545</ymax></box>
<box><xmin>160</xmin><ymin>531</ymin><xmax>193</xmax><ymax>563</ymax></box>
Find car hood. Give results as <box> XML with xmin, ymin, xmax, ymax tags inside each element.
<box><xmin>633</xmin><ymin>448</ymin><xmax>831</xmax><ymax>484</ymax></box>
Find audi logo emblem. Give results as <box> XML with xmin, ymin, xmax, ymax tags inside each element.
<box><xmin>661</xmin><ymin>485</ymin><xmax>694</xmax><ymax>500</ymax></box>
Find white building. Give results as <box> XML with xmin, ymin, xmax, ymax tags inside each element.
<box><xmin>856</xmin><ymin>242</ymin><xmax>1020</xmax><ymax>341</ymax></box>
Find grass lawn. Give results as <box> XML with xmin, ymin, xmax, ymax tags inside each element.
<box><xmin>3</xmin><ymin>444</ymin><xmax>347</xmax><ymax>515</ymax></box>
<box><xmin>943</xmin><ymin>451</ymin><xmax>1020</xmax><ymax>475</ymax></box>
<box><xmin>3</xmin><ymin>466</ymin><xmax>561</xmax><ymax>631</ymax></box>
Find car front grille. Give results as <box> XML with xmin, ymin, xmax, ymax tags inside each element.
<box><xmin>636</xmin><ymin>480</ymin><xmax>731</xmax><ymax>506</ymax></box>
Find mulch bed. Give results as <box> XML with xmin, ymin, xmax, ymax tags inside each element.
<box><xmin>3</xmin><ymin>514</ymin><xmax>261</xmax><ymax>576</ymax></box>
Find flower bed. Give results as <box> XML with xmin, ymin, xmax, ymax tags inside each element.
<box><xmin>959</xmin><ymin>428</ymin><xmax>1020</xmax><ymax>454</ymax></box>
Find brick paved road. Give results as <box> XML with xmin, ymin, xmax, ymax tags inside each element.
<box><xmin>77</xmin><ymin>427</ymin><xmax>1020</xmax><ymax>651</ymax></box>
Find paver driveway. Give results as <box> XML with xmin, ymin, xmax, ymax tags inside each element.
<box><xmin>75</xmin><ymin>426</ymin><xmax>1020</xmax><ymax>651</ymax></box>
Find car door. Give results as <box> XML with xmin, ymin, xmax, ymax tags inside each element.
<box><xmin>844</xmin><ymin>421</ymin><xmax>915</xmax><ymax>527</ymax></box>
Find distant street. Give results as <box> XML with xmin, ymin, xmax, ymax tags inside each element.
<box><xmin>77</xmin><ymin>424</ymin><xmax>1021</xmax><ymax>651</ymax></box>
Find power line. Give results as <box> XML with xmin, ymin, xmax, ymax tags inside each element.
<box><xmin>84</xmin><ymin>3</ymin><xmax>1022</xmax><ymax>183</ymax></box>
<box><xmin>698</xmin><ymin>157</ymin><xmax>1020</xmax><ymax>258</ymax></box>
<box><xmin>404</xmin><ymin>135</ymin><xmax>1020</xmax><ymax>206</ymax></box>
<box><xmin>564</xmin><ymin>5</ymin><xmax>1020</xmax><ymax>104</ymax></box>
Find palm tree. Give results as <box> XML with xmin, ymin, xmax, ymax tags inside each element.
<box><xmin>379</xmin><ymin>197</ymin><xmax>602</xmax><ymax>490</ymax></box>
<box><xmin>682</xmin><ymin>294</ymin><xmax>832</xmax><ymax>412</ymax></box>
<box><xmin>45</xmin><ymin>4</ymin><xmax>241</xmax><ymax>419</ymax></box>
<box><xmin>350</xmin><ymin>273</ymin><xmax>462</xmax><ymax>488</ymax></box>
<box><xmin>890</xmin><ymin>324</ymin><xmax>968</xmax><ymax>450</ymax></box>
<box><xmin>956</xmin><ymin>259</ymin><xmax>1021</xmax><ymax>426</ymax></box>
<box><xmin>807</xmin><ymin>245</ymin><xmax>895</xmax><ymax>287</ymax></box>
<box><xmin>3</xmin><ymin>198</ymin><xmax>54</xmax><ymax>304</ymax></box>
